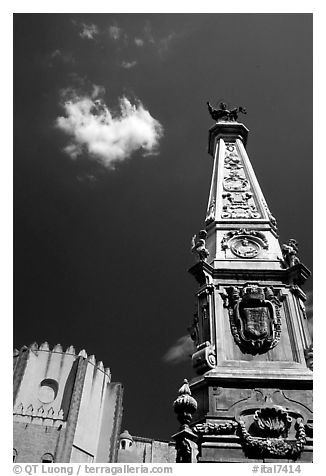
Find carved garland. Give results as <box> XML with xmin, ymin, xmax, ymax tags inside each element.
<box><xmin>193</xmin><ymin>421</ymin><xmax>238</xmax><ymax>435</ymax></box>
<box><xmin>238</xmin><ymin>418</ymin><xmax>306</xmax><ymax>460</ymax></box>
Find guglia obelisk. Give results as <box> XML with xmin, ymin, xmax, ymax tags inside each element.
<box><xmin>172</xmin><ymin>102</ymin><xmax>313</xmax><ymax>463</ymax></box>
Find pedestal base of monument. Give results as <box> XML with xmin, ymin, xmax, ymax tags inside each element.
<box><xmin>188</xmin><ymin>371</ymin><xmax>313</xmax><ymax>463</ymax></box>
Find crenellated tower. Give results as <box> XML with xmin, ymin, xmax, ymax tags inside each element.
<box><xmin>173</xmin><ymin>102</ymin><xmax>313</xmax><ymax>463</ymax></box>
<box><xmin>13</xmin><ymin>342</ymin><xmax>123</xmax><ymax>463</ymax></box>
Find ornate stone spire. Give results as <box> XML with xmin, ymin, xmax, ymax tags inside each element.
<box><xmin>176</xmin><ymin>103</ymin><xmax>313</xmax><ymax>462</ymax></box>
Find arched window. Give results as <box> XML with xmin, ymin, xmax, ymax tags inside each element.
<box><xmin>13</xmin><ymin>449</ymin><xmax>17</xmax><ymax>462</ymax></box>
<box><xmin>41</xmin><ymin>453</ymin><xmax>54</xmax><ymax>463</ymax></box>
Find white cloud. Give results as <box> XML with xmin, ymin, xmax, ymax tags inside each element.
<box><xmin>49</xmin><ymin>49</ymin><xmax>75</xmax><ymax>66</ymax></box>
<box><xmin>79</xmin><ymin>22</ymin><xmax>99</xmax><ymax>40</ymax></box>
<box><xmin>134</xmin><ymin>37</ymin><xmax>144</xmax><ymax>47</ymax></box>
<box><xmin>163</xmin><ymin>335</ymin><xmax>195</xmax><ymax>365</ymax></box>
<box><xmin>108</xmin><ymin>25</ymin><xmax>121</xmax><ymax>41</ymax></box>
<box><xmin>158</xmin><ymin>32</ymin><xmax>177</xmax><ymax>55</ymax></box>
<box><xmin>56</xmin><ymin>88</ymin><xmax>163</xmax><ymax>169</ymax></box>
<box><xmin>121</xmin><ymin>60</ymin><xmax>137</xmax><ymax>69</ymax></box>
<box><xmin>91</xmin><ymin>84</ymin><xmax>106</xmax><ymax>99</ymax></box>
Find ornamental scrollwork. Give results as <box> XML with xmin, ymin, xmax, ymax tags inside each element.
<box><xmin>191</xmin><ymin>341</ymin><xmax>216</xmax><ymax>374</ymax></box>
<box><xmin>226</xmin><ymin>285</ymin><xmax>282</xmax><ymax>355</ymax></box>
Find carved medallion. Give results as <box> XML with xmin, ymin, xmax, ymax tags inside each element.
<box><xmin>223</xmin><ymin>170</ymin><xmax>249</xmax><ymax>192</ymax></box>
<box><xmin>221</xmin><ymin>229</ymin><xmax>268</xmax><ymax>259</ymax></box>
<box><xmin>231</xmin><ymin>238</ymin><xmax>260</xmax><ymax>258</ymax></box>
<box><xmin>226</xmin><ymin>285</ymin><xmax>282</xmax><ymax>354</ymax></box>
<box><xmin>224</xmin><ymin>144</ymin><xmax>243</xmax><ymax>170</ymax></box>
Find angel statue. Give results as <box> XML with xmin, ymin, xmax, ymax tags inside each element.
<box><xmin>191</xmin><ymin>230</ymin><xmax>209</xmax><ymax>262</ymax></box>
<box><xmin>281</xmin><ymin>238</ymin><xmax>300</xmax><ymax>268</ymax></box>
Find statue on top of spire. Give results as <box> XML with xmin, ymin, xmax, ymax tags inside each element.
<box><xmin>207</xmin><ymin>101</ymin><xmax>247</xmax><ymax>122</ymax></box>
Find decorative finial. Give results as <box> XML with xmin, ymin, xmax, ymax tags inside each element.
<box><xmin>191</xmin><ymin>230</ymin><xmax>209</xmax><ymax>262</ymax></box>
<box><xmin>207</xmin><ymin>101</ymin><xmax>247</xmax><ymax>122</ymax></box>
<box><xmin>173</xmin><ymin>378</ymin><xmax>197</xmax><ymax>428</ymax></box>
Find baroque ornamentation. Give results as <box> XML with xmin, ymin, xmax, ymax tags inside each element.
<box><xmin>223</xmin><ymin>170</ymin><xmax>249</xmax><ymax>192</ymax></box>
<box><xmin>173</xmin><ymin>379</ymin><xmax>198</xmax><ymax>428</ymax></box>
<box><xmin>238</xmin><ymin>416</ymin><xmax>306</xmax><ymax>460</ymax></box>
<box><xmin>253</xmin><ymin>407</ymin><xmax>292</xmax><ymax>438</ymax></box>
<box><xmin>224</xmin><ymin>143</ymin><xmax>243</xmax><ymax>170</ymax></box>
<box><xmin>191</xmin><ymin>230</ymin><xmax>209</xmax><ymax>262</ymax></box>
<box><xmin>226</xmin><ymin>285</ymin><xmax>282</xmax><ymax>354</ymax></box>
<box><xmin>221</xmin><ymin>229</ymin><xmax>268</xmax><ymax>259</ymax></box>
<box><xmin>281</xmin><ymin>239</ymin><xmax>300</xmax><ymax>268</ymax></box>
<box><xmin>222</xmin><ymin>191</ymin><xmax>261</xmax><ymax>219</ymax></box>
<box><xmin>191</xmin><ymin>341</ymin><xmax>216</xmax><ymax>374</ymax></box>
<box><xmin>193</xmin><ymin>421</ymin><xmax>238</xmax><ymax>435</ymax></box>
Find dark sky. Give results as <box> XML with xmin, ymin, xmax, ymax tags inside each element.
<box><xmin>14</xmin><ymin>14</ymin><xmax>312</xmax><ymax>441</ymax></box>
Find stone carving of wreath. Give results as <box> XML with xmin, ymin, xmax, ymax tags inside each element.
<box><xmin>238</xmin><ymin>418</ymin><xmax>306</xmax><ymax>460</ymax></box>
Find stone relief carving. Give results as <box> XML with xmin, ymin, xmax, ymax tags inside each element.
<box><xmin>281</xmin><ymin>239</ymin><xmax>300</xmax><ymax>268</ymax></box>
<box><xmin>193</xmin><ymin>420</ymin><xmax>238</xmax><ymax>436</ymax></box>
<box><xmin>190</xmin><ymin>284</ymin><xmax>217</xmax><ymax>373</ymax></box>
<box><xmin>224</xmin><ymin>143</ymin><xmax>243</xmax><ymax>170</ymax></box>
<box><xmin>191</xmin><ymin>230</ymin><xmax>209</xmax><ymax>262</ymax></box>
<box><xmin>238</xmin><ymin>409</ymin><xmax>306</xmax><ymax>460</ymax></box>
<box><xmin>253</xmin><ymin>407</ymin><xmax>292</xmax><ymax>438</ymax></box>
<box><xmin>222</xmin><ymin>191</ymin><xmax>261</xmax><ymax>219</ymax></box>
<box><xmin>221</xmin><ymin>229</ymin><xmax>268</xmax><ymax>259</ymax></box>
<box><xmin>226</xmin><ymin>285</ymin><xmax>282</xmax><ymax>354</ymax></box>
<box><xmin>223</xmin><ymin>170</ymin><xmax>250</xmax><ymax>192</ymax></box>
<box><xmin>192</xmin><ymin>341</ymin><xmax>216</xmax><ymax>374</ymax></box>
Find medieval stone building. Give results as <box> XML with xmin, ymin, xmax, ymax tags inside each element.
<box><xmin>172</xmin><ymin>103</ymin><xmax>313</xmax><ymax>463</ymax></box>
<box><xmin>13</xmin><ymin>343</ymin><xmax>123</xmax><ymax>463</ymax></box>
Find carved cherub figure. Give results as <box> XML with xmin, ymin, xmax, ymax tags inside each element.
<box><xmin>191</xmin><ymin>230</ymin><xmax>209</xmax><ymax>262</ymax></box>
<box><xmin>281</xmin><ymin>239</ymin><xmax>300</xmax><ymax>268</ymax></box>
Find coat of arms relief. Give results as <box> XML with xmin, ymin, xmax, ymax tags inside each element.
<box><xmin>224</xmin><ymin>284</ymin><xmax>282</xmax><ymax>355</ymax></box>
